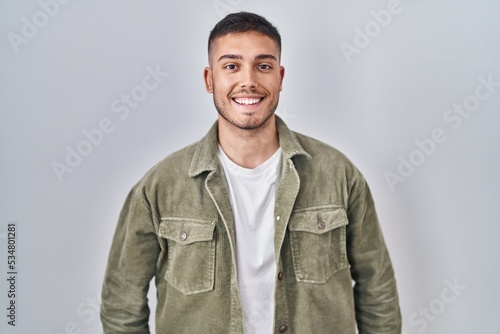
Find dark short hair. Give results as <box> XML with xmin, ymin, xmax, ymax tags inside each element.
<box><xmin>208</xmin><ymin>12</ymin><xmax>281</xmax><ymax>61</ymax></box>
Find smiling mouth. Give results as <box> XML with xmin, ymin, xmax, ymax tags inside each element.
<box><xmin>232</xmin><ymin>97</ymin><xmax>264</xmax><ymax>105</ymax></box>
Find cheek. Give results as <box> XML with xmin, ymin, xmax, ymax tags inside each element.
<box><xmin>213</xmin><ymin>81</ymin><xmax>231</xmax><ymax>96</ymax></box>
<box><xmin>265</xmin><ymin>75</ymin><xmax>283</xmax><ymax>93</ymax></box>
<box><xmin>267</xmin><ymin>82</ymin><xmax>282</xmax><ymax>94</ymax></box>
<box><xmin>213</xmin><ymin>73</ymin><xmax>232</xmax><ymax>86</ymax></box>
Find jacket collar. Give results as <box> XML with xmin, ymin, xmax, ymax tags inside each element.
<box><xmin>188</xmin><ymin>115</ymin><xmax>311</xmax><ymax>177</ymax></box>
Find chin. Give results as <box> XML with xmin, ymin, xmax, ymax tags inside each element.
<box><xmin>234</xmin><ymin>113</ymin><xmax>275</xmax><ymax>131</ymax></box>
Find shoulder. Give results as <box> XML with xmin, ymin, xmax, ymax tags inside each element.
<box><xmin>134</xmin><ymin>140</ymin><xmax>199</xmax><ymax>191</ymax></box>
<box><xmin>292</xmin><ymin>131</ymin><xmax>367</xmax><ymax>194</ymax></box>
<box><xmin>293</xmin><ymin>131</ymin><xmax>358</xmax><ymax>170</ymax></box>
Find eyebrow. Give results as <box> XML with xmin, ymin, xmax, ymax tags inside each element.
<box><xmin>217</xmin><ymin>54</ymin><xmax>277</xmax><ymax>62</ymax></box>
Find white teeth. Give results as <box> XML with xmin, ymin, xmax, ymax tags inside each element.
<box><xmin>233</xmin><ymin>98</ymin><xmax>262</xmax><ymax>105</ymax></box>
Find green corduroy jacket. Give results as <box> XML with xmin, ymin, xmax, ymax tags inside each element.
<box><xmin>101</xmin><ymin>116</ymin><xmax>402</xmax><ymax>333</ymax></box>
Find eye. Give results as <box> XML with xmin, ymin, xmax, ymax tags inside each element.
<box><xmin>258</xmin><ymin>64</ymin><xmax>272</xmax><ymax>70</ymax></box>
<box><xmin>225</xmin><ymin>64</ymin><xmax>237</xmax><ymax>70</ymax></box>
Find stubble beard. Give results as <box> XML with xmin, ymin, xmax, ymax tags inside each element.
<box><xmin>213</xmin><ymin>88</ymin><xmax>280</xmax><ymax>132</ymax></box>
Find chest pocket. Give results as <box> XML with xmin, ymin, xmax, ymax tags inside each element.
<box><xmin>288</xmin><ymin>206</ymin><xmax>348</xmax><ymax>284</ymax></box>
<box><xmin>159</xmin><ymin>218</ymin><xmax>216</xmax><ymax>295</ymax></box>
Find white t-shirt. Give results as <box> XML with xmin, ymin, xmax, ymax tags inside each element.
<box><xmin>218</xmin><ymin>146</ymin><xmax>281</xmax><ymax>334</ymax></box>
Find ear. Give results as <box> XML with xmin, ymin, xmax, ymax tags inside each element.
<box><xmin>279</xmin><ymin>65</ymin><xmax>285</xmax><ymax>91</ymax></box>
<box><xmin>204</xmin><ymin>67</ymin><xmax>213</xmax><ymax>93</ymax></box>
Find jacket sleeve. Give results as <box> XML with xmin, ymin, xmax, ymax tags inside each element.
<box><xmin>100</xmin><ymin>186</ymin><xmax>161</xmax><ymax>334</ymax></box>
<box><xmin>346</xmin><ymin>179</ymin><xmax>402</xmax><ymax>334</ymax></box>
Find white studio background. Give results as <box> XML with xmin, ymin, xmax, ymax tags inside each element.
<box><xmin>1</xmin><ymin>0</ymin><xmax>499</xmax><ymax>333</ymax></box>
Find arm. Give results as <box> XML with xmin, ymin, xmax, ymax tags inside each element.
<box><xmin>100</xmin><ymin>186</ymin><xmax>160</xmax><ymax>334</ymax></box>
<box><xmin>346</xmin><ymin>180</ymin><xmax>402</xmax><ymax>333</ymax></box>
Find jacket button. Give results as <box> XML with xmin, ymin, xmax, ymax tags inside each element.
<box><xmin>278</xmin><ymin>272</ymin><xmax>284</xmax><ymax>280</ymax></box>
<box><xmin>279</xmin><ymin>325</ymin><xmax>288</xmax><ymax>333</ymax></box>
<box><xmin>317</xmin><ymin>219</ymin><xmax>326</xmax><ymax>229</ymax></box>
<box><xmin>180</xmin><ymin>232</ymin><xmax>187</xmax><ymax>241</ymax></box>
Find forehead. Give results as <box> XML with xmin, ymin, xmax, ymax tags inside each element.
<box><xmin>210</xmin><ymin>32</ymin><xmax>280</xmax><ymax>59</ymax></box>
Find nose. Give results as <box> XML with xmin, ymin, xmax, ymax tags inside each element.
<box><xmin>240</xmin><ymin>66</ymin><xmax>259</xmax><ymax>89</ymax></box>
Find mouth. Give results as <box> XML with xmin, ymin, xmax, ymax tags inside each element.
<box><xmin>231</xmin><ymin>97</ymin><xmax>265</xmax><ymax>106</ymax></box>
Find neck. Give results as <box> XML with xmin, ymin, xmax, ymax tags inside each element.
<box><xmin>218</xmin><ymin>115</ymin><xmax>279</xmax><ymax>169</ymax></box>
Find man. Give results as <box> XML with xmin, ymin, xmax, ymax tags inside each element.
<box><xmin>101</xmin><ymin>12</ymin><xmax>401</xmax><ymax>334</ymax></box>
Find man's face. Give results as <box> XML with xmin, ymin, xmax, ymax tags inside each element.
<box><xmin>204</xmin><ymin>31</ymin><xmax>285</xmax><ymax>131</ymax></box>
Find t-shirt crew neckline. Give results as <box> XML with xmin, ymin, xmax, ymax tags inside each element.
<box><xmin>217</xmin><ymin>145</ymin><xmax>282</xmax><ymax>176</ymax></box>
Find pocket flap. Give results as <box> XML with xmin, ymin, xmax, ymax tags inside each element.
<box><xmin>289</xmin><ymin>206</ymin><xmax>348</xmax><ymax>234</ymax></box>
<box><xmin>159</xmin><ymin>218</ymin><xmax>216</xmax><ymax>245</ymax></box>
